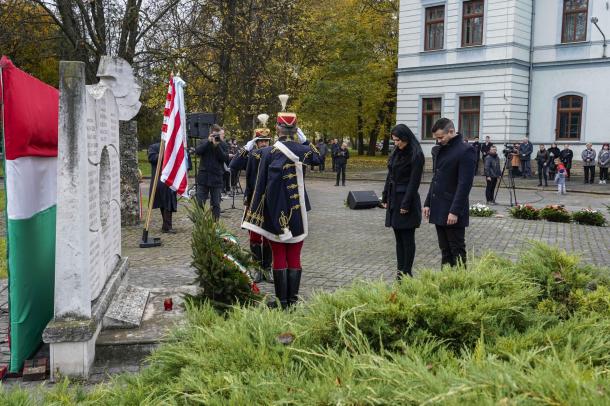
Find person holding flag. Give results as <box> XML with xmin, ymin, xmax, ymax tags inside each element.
<box><xmin>242</xmin><ymin>95</ymin><xmax>321</xmax><ymax>309</ymax></box>
<box><xmin>142</xmin><ymin>73</ymin><xmax>189</xmax><ymax>244</ymax></box>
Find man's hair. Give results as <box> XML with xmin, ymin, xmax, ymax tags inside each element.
<box><xmin>490</xmin><ymin>145</ymin><xmax>497</xmax><ymax>150</ymax></box>
<box><xmin>212</xmin><ymin>124</ymin><xmax>223</xmax><ymax>133</ymax></box>
<box><xmin>431</xmin><ymin>118</ymin><xmax>455</xmax><ymax>134</ymax></box>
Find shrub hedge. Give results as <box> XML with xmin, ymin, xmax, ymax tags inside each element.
<box><xmin>2</xmin><ymin>243</ymin><xmax>610</xmax><ymax>405</ymax></box>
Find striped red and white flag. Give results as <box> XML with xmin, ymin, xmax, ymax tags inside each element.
<box><xmin>160</xmin><ymin>74</ymin><xmax>189</xmax><ymax>197</ymax></box>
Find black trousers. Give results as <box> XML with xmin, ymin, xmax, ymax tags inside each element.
<box><xmin>584</xmin><ymin>166</ymin><xmax>595</xmax><ymax>183</ymax></box>
<box><xmin>485</xmin><ymin>177</ymin><xmax>498</xmax><ymax>202</ymax></box>
<box><xmin>223</xmin><ymin>171</ymin><xmax>231</xmax><ymax>192</ymax></box>
<box><xmin>196</xmin><ymin>184</ymin><xmax>222</xmax><ymax>220</ymax></box>
<box><xmin>600</xmin><ymin>167</ymin><xmax>609</xmax><ymax>181</ymax></box>
<box><xmin>537</xmin><ymin>163</ymin><xmax>548</xmax><ymax>185</ymax></box>
<box><xmin>319</xmin><ymin>156</ymin><xmax>326</xmax><ymax>171</ymax></box>
<box><xmin>336</xmin><ymin>163</ymin><xmax>346</xmax><ymax>185</ymax></box>
<box><xmin>160</xmin><ymin>208</ymin><xmax>173</xmax><ymax>231</ymax></box>
<box><xmin>332</xmin><ymin>156</ymin><xmax>336</xmax><ymax>171</ymax></box>
<box><xmin>393</xmin><ymin>228</ymin><xmax>416</xmax><ymax>276</ymax></box>
<box><xmin>435</xmin><ymin>225</ymin><xmax>466</xmax><ymax>268</ymax></box>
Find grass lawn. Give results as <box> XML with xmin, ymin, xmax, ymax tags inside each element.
<box><xmin>0</xmin><ymin>238</ymin><xmax>6</xmax><ymax>279</ymax></box>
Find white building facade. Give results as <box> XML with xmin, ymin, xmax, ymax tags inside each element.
<box><xmin>397</xmin><ymin>0</ymin><xmax>610</xmax><ymax>159</ymax></box>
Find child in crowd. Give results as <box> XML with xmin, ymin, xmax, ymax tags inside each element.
<box><xmin>554</xmin><ymin>159</ymin><xmax>567</xmax><ymax>195</ymax></box>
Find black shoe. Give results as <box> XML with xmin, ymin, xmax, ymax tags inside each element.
<box><xmin>397</xmin><ymin>270</ymin><xmax>413</xmax><ymax>280</ymax></box>
<box><xmin>161</xmin><ymin>228</ymin><xmax>177</xmax><ymax>234</ymax></box>
<box><xmin>537</xmin><ymin>183</ymin><xmax>542</xmax><ymax>187</ymax></box>
<box><xmin>335</xmin><ymin>183</ymin><xmax>339</xmax><ymax>186</ymax></box>
<box><xmin>271</xmin><ymin>269</ymin><xmax>288</xmax><ymax>309</ymax></box>
<box><xmin>287</xmin><ymin>268</ymin><xmax>302</xmax><ymax>306</ymax></box>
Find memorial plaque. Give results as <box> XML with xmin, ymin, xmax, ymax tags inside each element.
<box><xmin>103</xmin><ymin>285</ymin><xmax>150</xmax><ymax>328</ymax></box>
<box><xmin>49</xmin><ymin>57</ymin><xmax>141</xmax><ymax>379</ymax></box>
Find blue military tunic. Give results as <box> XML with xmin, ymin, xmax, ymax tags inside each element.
<box><xmin>242</xmin><ymin>140</ymin><xmax>320</xmax><ymax>243</ymax></box>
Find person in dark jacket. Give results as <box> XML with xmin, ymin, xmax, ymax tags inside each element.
<box><xmin>472</xmin><ymin>140</ymin><xmax>481</xmax><ymax>175</ymax></box>
<box><xmin>382</xmin><ymin>124</ymin><xmax>425</xmax><ymax>279</ymax></box>
<box><xmin>229</xmin><ymin>126</ymin><xmax>273</xmax><ymax>283</ymax></box>
<box><xmin>480</xmin><ymin>136</ymin><xmax>493</xmax><ymax>161</ymax></box>
<box><xmin>484</xmin><ymin>146</ymin><xmax>501</xmax><ymax>204</ymax></box>
<box><xmin>331</xmin><ymin>139</ymin><xmax>339</xmax><ymax>171</ymax></box>
<box><xmin>317</xmin><ymin>139</ymin><xmax>328</xmax><ymax>171</ymax></box>
<box><xmin>334</xmin><ymin>142</ymin><xmax>349</xmax><ymax>186</ymax></box>
<box><xmin>423</xmin><ymin>118</ymin><xmax>476</xmax><ymax>268</ymax></box>
<box><xmin>148</xmin><ymin>142</ymin><xmax>178</xmax><ymax>233</ymax></box>
<box><xmin>548</xmin><ymin>143</ymin><xmax>561</xmax><ymax>180</ymax></box>
<box><xmin>560</xmin><ymin>144</ymin><xmax>574</xmax><ymax>179</ymax></box>
<box><xmin>242</xmin><ymin>111</ymin><xmax>321</xmax><ymax>309</ymax></box>
<box><xmin>535</xmin><ymin>144</ymin><xmax>550</xmax><ymax>187</ymax></box>
<box><xmin>519</xmin><ymin>138</ymin><xmax>533</xmax><ymax>178</ymax></box>
<box><xmin>195</xmin><ymin>124</ymin><xmax>229</xmax><ymax>220</ymax></box>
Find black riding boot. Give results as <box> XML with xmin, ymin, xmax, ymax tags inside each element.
<box><xmin>287</xmin><ymin>268</ymin><xmax>302</xmax><ymax>306</ymax></box>
<box><xmin>262</xmin><ymin>244</ymin><xmax>273</xmax><ymax>283</ymax></box>
<box><xmin>269</xmin><ymin>269</ymin><xmax>288</xmax><ymax>309</ymax></box>
<box><xmin>249</xmin><ymin>243</ymin><xmax>263</xmax><ymax>283</ymax></box>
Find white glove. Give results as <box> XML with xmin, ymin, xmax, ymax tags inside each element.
<box><xmin>245</xmin><ymin>139</ymin><xmax>256</xmax><ymax>151</ymax></box>
<box><xmin>297</xmin><ymin>127</ymin><xmax>307</xmax><ymax>144</ymax></box>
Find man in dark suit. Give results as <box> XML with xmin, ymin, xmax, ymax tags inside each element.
<box><xmin>423</xmin><ymin>118</ymin><xmax>476</xmax><ymax>268</ymax></box>
<box><xmin>195</xmin><ymin>124</ymin><xmax>229</xmax><ymax>220</ymax></box>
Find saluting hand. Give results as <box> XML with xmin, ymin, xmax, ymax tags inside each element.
<box><xmin>447</xmin><ymin>213</ymin><xmax>458</xmax><ymax>225</ymax></box>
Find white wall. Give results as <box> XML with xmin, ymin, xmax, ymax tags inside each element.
<box><xmin>530</xmin><ymin>64</ymin><xmax>610</xmax><ymax>151</ymax></box>
<box><xmin>533</xmin><ymin>0</ymin><xmax>610</xmax><ymax>63</ymax></box>
<box><xmin>396</xmin><ymin>65</ymin><xmax>530</xmax><ymax>143</ymax></box>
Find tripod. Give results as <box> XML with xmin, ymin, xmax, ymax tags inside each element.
<box><xmin>494</xmin><ymin>154</ymin><xmax>518</xmax><ymax>207</ymax></box>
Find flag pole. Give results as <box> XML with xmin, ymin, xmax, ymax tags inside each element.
<box><xmin>140</xmin><ymin>139</ymin><xmax>165</xmax><ymax>247</ymax></box>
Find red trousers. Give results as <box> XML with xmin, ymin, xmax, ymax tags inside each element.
<box><xmin>249</xmin><ymin>231</ymin><xmax>269</xmax><ymax>246</ymax></box>
<box><xmin>269</xmin><ymin>241</ymin><xmax>303</xmax><ymax>270</ymax></box>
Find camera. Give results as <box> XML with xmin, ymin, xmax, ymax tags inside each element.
<box><xmin>502</xmin><ymin>143</ymin><xmax>515</xmax><ymax>157</ymax></box>
<box><xmin>211</xmin><ymin>132</ymin><xmax>221</xmax><ymax>142</ymax></box>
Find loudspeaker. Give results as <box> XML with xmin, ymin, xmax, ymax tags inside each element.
<box><xmin>347</xmin><ymin>190</ymin><xmax>379</xmax><ymax>210</ymax></box>
<box><xmin>187</xmin><ymin>113</ymin><xmax>216</xmax><ymax>138</ymax></box>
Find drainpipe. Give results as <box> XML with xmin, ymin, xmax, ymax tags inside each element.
<box><xmin>525</xmin><ymin>0</ymin><xmax>536</xmax><ymax>138</ymax></box>
<box><xmin>591</xmin><ymin>17</ymin><xmax>607</xmax><ymax>58</ymax></box>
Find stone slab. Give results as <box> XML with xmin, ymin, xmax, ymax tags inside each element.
<box><xmin>103</xmin><ymin>285</ymin><xmax>150</xmax><ymax>329</ymax></box>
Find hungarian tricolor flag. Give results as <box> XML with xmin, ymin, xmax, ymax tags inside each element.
<box><xmin>1</xmin><ymin>56</ymin><xmax>57</xmax><ymax>373</ymax></box>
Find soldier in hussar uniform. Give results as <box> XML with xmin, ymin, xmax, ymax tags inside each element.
<box><xmin>242</xmin><ymin>97</ymin><xmax>321</xmax><ymax>308</ymax></box>
<box><xmin>229</xmin><ymin>115</ymin><xmax>273</xmax><ymax>283</ymax></box>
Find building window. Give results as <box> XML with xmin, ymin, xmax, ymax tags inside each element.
<box><xmin>556</xmin><ymin>95</ymin><xmax>583</xmax><ymax>140</ymax></box>
<box><xmin>422</xmin><ymin>98</ymin><xmax>442</xmax><ymax>139</ymax></box>
<box><xmin>462</xmin><ymin>0</ymin><xmax>484</xmax><ymax>47</ymax></box>
<box><xmin>562</xmin><ymin>0</ymin><xmax>588</xmax><ymax>43</ymax></box>
<box><xmin>425</xmin><ymin>6</ymin><xmax>445</xmax><ymax>51</ymax></box>
<box><xmin>459</xmin><ymin>96</ymin><xmax>480</xmax><ymax>139</ymax></box>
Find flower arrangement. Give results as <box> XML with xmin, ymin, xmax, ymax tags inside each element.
<box><xmin>571</xmin><ymin>208</ymin><xmax>607</xmax><ymax>227</ymax></box>
<box><xmin>469</xmin><ymin>203</ymin><xmax>495</xmax><ymax>217</ymax></box>
<box><xmin>539</xmin><ymin>205</ymin><xmax>571</xmax><ymax>223</ymax></box>
<box><xmin>509</xmin><ymin>204</ymin><xmax>540</xmax><ymax>220</ymax></box>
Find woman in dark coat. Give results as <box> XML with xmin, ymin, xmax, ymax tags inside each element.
<box><xmin>381</xmin><ymin>124</ymin><xmax>425</xmax><ymax>279</ymax></box>
<box><xmin>148</xmin><ymin>142</ymin><xmax>178</xmax><ymax>233</ymax></box>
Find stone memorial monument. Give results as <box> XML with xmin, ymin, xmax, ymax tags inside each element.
<box><xmin>43</xmin><ymin>57</ymin><xmax>141</xmax><ymax>379</ymax></box>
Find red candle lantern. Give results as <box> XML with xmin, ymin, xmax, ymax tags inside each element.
<box><xmin>164</xmin><ymin>297</ymin><xmax>173</xmax><ymax>311</ymax></box>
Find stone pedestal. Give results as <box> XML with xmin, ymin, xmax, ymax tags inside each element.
<box><xmin>120</xmin><ymin>120</ymin><xmax>140</xmax><ymax>226</ymax></box>
<box><xmin>43</xmin><ymin>57</ymin><xmax>140</xmax><ymax>380</ymax></box>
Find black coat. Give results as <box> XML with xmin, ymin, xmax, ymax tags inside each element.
<box><xmin>148</xmin><ymin>143</ymin><xmax>178</xmax><ymax>211</ymax></box>
<box><xmin>424</xmin><ymin>134</ymin><xmax>476</xmax><ymax>228</ymax></box>
<box><xmin>560</xmin><ymin>149</ymin><xmax>573</xmax><ymax>166</ymax></box>
<box><xmin>195</xmin><ymin>139</ymin><xmax>229</xmax><ymax>188</ymax></box>
<box><xmin>334</xmin><ymin>148</ymin><xmax>349</xmax><ymax>165</ymax></box>
<box><xmin>382</xmin><ymin>147</ymin><xmax>425</xmax><ymax>229</ymax></box>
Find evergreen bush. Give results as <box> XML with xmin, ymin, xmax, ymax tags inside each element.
<box><xmin>188</xmin><ymin>202</ymin><xmax>261</xmax><ymax>308</ymax></box>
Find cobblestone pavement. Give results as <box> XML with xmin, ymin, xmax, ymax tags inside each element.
<box><xmin>219</xmin><ymin>178</ymin><xmax>610</xmax><ymax>299</ymax></box>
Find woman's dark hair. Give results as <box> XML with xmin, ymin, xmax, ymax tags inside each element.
<box><xmin>390</xmin><ymin>124</ymin><xmax>423</xmax><ymax>163</ymax></box>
